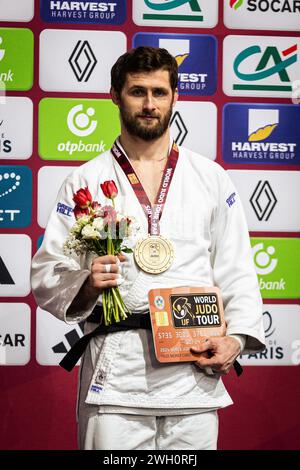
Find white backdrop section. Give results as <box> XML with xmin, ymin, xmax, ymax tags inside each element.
<box><xmin>133</xmin><ymin>0</ymin><xmax>219</xmax><ymax>28</ymax></box>
<box><xmin>170</xmin><ymin>101</ymin><xmax>217</xmax><ymax>160</ymax></box>
<box><xmin>228</xmin><ymin>170</ymin><xmax>300</xmax><ymax>231</ymax></box>
<box><xmin>0</xmin><ymin>0</ymin><xmax>34</xmax><ymax>22</ymax></box>
<box><xmin>36</xmin><ymin>307</ymin><xmax>82</xmax><ymax>366</ymax></box>
<box><xmin>223</xmin><ymin>35</ymin><xmax>300</xmax><ymax>98</ymax></box>
<box><xmin>240</xmin><ymin>304</ymin><xmax>300</xmax><ymax>365</ymax></box>
<box><xmin>0</xmin><ymin>303</ymin><xmax>30</xmax><ymax>366</ymax></box>
<box><xmin>224</xmin><ymin>0</ymin><xmax>300</xmax><ymax>31</ymax></box>
<box><xmin>0</xmin><ymin>235</ymin><xmax>31</xmax><ymax>296</ymax></box>
<box><xmin>0</xmin><ymin>97</ymin><xmax>33</xmax><ymax>159</ymax></box>
<box><xmin>39</xmin><ymin>29</ymin><xmax>127</xmax><ymax>93</ymax></box>
<box><xmin>37</xmin><ymin>166</ymin><xmax>77</xmax><ymax>228</ymax></box>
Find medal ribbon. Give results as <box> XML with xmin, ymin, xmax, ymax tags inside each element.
<box><xmin>111</xmin><ymin>139</ymin><xmax>179</xmax><ymax>235</ymax></box>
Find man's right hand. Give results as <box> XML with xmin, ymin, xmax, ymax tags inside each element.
<box><xmin>86</xmin><ymin>254</ymin><xmax>126</xmax><ymax>295</ymax></box>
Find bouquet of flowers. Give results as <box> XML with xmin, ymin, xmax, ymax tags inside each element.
<box><xmin>63</xmin><ymin>180</ymin><xmax>133</xmax><ymax>326</ymax></box>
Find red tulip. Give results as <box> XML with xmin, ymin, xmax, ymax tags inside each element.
<box><xmin>100</xmin><ymin>180</ymin><xmax>118</xmax><ymax>199</ymax></box>
<box><xmin>73</xmin><ymin>205</ymin><xmax>89</xmax><ymax>219</ymax></box>
<box><xmin>73</xmin><ymin>187</ymin><xmax>92</xmax><ymax>208</ymax></box>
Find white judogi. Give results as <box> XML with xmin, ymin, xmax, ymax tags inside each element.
<box><xmin>31</xmin><ymin>143</ymin><xmax>265</xmax><ymax>448</ymax></box>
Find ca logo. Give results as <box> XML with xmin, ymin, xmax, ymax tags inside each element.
<box><xmin>252</xmin><ymin>243</ymin><xmax>278</xmax><ymax>275</ymax></box>
<box><xmin>0</xmin><ymin>37</ymin><xmax>5</xmax><ymax>62</ymax></box>
<box><xmin>67</xmin><ymin>104</ymin><xmax>97</xmax><ymax>137</ymax></box>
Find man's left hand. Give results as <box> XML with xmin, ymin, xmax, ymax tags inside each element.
<box><xmin>190</xmin><ymin>336</ymin><xmax>241</xmax><ymax>375</ymax></box>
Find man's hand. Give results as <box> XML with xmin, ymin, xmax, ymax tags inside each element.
<box><xmin>190</xmin><ymin>336</ymin><xmax>241</xmax><ymax>375</ymax></box>
<box><xmin>86</xmin><ymin>254</ymin><xmax>126</xmax><ymax>295</ymax></box>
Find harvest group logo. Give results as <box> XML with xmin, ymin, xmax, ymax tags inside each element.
<box><xmin>223</xmin><ymin>36</ymin><xmax>300</xmax><ymax>97</ymax></box>
<box><xmin>133</xmin><ymin>0</ymin><xmax>218</xmax><ymax>28</ymax></box>
<box><xmin>133</xmin><ymin>33</ymin><xmax>217</xmax><ymax>95</ymax></box>
<box><xmin>222</xmin><ymin>104</ymin><xmax>300</xmax><ymax>164</ymax></box>
<box><xmin>39</xmin><ymin>98</ymin><xmax>120</xmax><ymax>160</ymax></box>
<box><xmin>40</xmin><ymin>0</ymin><xmax>126</xmax><ymax>24</ymax></box>
<box><xmin>225</xmin><ymin>0</ymin><xmax>300</xmax><ymax>31</ymax></box>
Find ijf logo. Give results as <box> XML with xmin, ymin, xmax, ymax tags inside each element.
<box><xmin>225</xmin><ymin>0</ymin><xmax>300</xmax><ymax>31</ymax></box>
<box><xmin>223</xmin><ymin>104</ymin><xmax>300</xmax><ymax>165</ymax></box>
<box><xmin>133</xmin><ymin>33</ymin><xmax>217</xmax><ymax>96</ymax></box>
<box><xmin>0</xmin><ymin>28</ymin><xmax>33</xmax><ymax>91</ymax></box>
<box><xmin>0</xmin><ymin>166</ymin><xmax>32</xmax><ymax>228</ymax></box>
<box><xmin>133</xmin><ymin>0</ymin><xmax>218</xmax><ymax>28</ymax></box>
<box><xmin>223</xmin><ymin>35</ymin><xmax>300</xmax><ymax>97</ymax></box>
<box><xmin>251</xmin><ymin>238</ymin><xmax>300</xmax><ymax>299</ymax></box>
<box><xmin>39</xmin><ymin>98</ymin><xmax>120</xmax><ymax>161</ymax></box>
<box><xmin>40</xmin><ymin>0</ymin><xmax>126</xmax><ymax>25</ymax></box>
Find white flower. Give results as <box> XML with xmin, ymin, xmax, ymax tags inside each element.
<box><xmin>92</xmin><ymin>217</ymin><xmax>104</xmax><ymax>232</ymax></box>
<box><xmin>81</xmin><ymin>224</ymin><xmax>99</xmax><ymax>240</ymax></box>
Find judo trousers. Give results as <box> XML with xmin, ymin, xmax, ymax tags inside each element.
<box><xmin>78</xmin><ymin>410</ymin><xmax>218</xmax><ymax>450</ymax></box>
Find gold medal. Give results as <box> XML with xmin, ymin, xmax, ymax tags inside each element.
<box><xmin>134</xmin><ymin>235</ymin><xmax>174</xmax><ymax>274</ymax></box>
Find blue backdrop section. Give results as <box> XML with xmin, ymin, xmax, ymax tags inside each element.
<box><xmin>0</xmin><ymin>165</ymin><xmax>32</xmax><ymax>228</ymax></box>
<box><xmin>133</xmin><ymin>32</ymin><xmax>217</xmax><ymax>96</ymax></box>
<box><xmin>40</xmin><ymin>0</ymin><xmax>127</xmax><ymax>25</ymax></box>
<box><xmin>222</xmin><ymin>103</ymin><xmax>300</xmax><ymax>165</ymax></box>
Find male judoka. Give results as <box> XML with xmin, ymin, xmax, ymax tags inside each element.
<box><xmin>31</xmin><ymin>46</ymin><xmax>265</xmax><ymax>450</ymax></box>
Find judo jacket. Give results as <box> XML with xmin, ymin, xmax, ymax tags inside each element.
<box><xmin>31</xmin><ymin>143</ymin><xmax>265</xmax><ymax>412</ymax></box>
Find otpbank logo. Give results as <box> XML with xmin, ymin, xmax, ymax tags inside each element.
<box><xmin>40</xmin><ymin>0</ymin><xmax>126</xmax><ymax>25</ymax></box>
<box><xmin>225</xmin><ymin>0</ymin><xmax>300</xmax><ymax>31</ymax></box>
<box><xmin>0</xmin><ymin>28</ymin><xmax>33</xmax><ymax>91</ymax></box>
<box><xmin>0</xmin><ymin>166</ymin><xmax>32</xmax><ymax>228</ymax></box>
<box><xmin>222</xmin><ymin>104</ymin><xmax>300</xmax><ymax>165</ymax></box>
<box><xmin>0</xmin><ymin>0</ymin><xmax>34</xmax><ymax>22</ymax></box>
<box><xmin>223</xmin><ymin>36</ymin><xmax>300</xmax><ymax>97</ymax></box>
<box><xmin>251</xmin><ymin>238</ymin><xmax>300</xmax><ymax>299</ymax></box>
<box><xmin>133</xmin><ymin>0</ymin><xmax>218</xmax><ymax>28</ymax></box>
<box><xmin>39</xmin><ymin>98</ymin><xmax>120</xmax><ymax>161</ymax></box>
<box><xmin>133</xmin><ymin>33</ymin><xmax>217</xmax><ymax>96</ymax></box>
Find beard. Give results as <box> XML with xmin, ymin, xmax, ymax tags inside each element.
<box><xmin>119</xmin><ymin>101</ymin><xmax>173</xmax><ymax>142</ymax></box>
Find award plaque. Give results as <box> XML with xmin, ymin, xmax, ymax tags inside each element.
<box><xmin>148</xmin><ymin>286</ymin><xmax>226</xmax><ymax>363</ymax></box>
<box><xmin>134</xmin><ymin>235</ymin><xmax>174</xmax><ymax>274</ymax></box>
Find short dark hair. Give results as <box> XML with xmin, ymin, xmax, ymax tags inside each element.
<box><xmin>111</xmin><ymin>46</ymin><xmax>178</xmax><ymax>95</ymax></box>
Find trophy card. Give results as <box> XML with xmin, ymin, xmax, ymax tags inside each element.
<box><xmin>148</xmin><ymin>286</ymin><xmax>226</xmax><ymax>363</ymax></box>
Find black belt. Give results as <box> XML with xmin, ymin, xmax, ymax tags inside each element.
<box><xmin>59</xmin><ymin>307</ymin><xmax>151</xmax><ymax>372</ymax></box>
<box><xmin>59</xmin><ymin>306</ymin><xmax>243</xmax><ymax>377</ymax></box>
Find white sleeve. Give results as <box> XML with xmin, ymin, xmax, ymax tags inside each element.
<box><xmin>31</xmin><ymin>175</ymin><xmax>99</xmax><ymax>325</ymax></box>
<box><xmin>211</xmin><ymin>168</ymin><xmax>266</xmax><ymax>354</ymax></box>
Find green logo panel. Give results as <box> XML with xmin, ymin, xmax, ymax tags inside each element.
<box><xmin>39</xmin><ymin>98</ymin><xmax>120</xmax><ymax>161</ymax></box>
<box><xmin>251</xmin><ymin>237</ymin><xmax>300</xmax><ymax>299</ymax></box>
<box><xmin>0</xmin><ymin>28</ymin><xmax>34</xmax><ymax>91</ymax></box>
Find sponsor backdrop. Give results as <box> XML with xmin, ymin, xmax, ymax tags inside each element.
<box><xmin>0</xmin><ymin>0</ymin><xmax>299</xmax><ymax>450</ymax></box>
